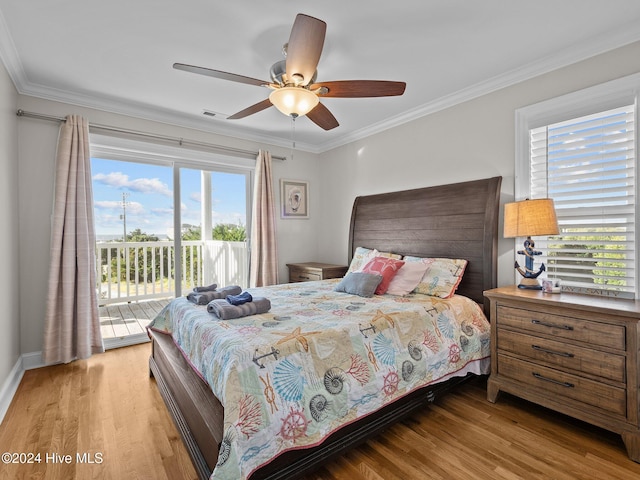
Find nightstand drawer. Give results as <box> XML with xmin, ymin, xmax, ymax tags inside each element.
<box><xmin>497</xmin><ymin>305</ymin><xmax>625</xmax><ymax>350</ymax></box>
<box><xmin>498</xmin><ymin>354</ymin><xmax>627</xmax><ymax>416</ymax></box>
<box><xmin>289</xmin><ymin>269</ymin><xmax>322</xmax><ymax>282</ymax></box>
<box><xmin>286</xmin><ymin>263</ymin><xmax>348</xmax><ymax>283</ymax></box>
<box><xmin>497</xmin><ymin>329</ymin><xmax>625</xmax><ymax>383</ymax></box>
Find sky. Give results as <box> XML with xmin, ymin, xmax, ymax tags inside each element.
<box><xmin>91</xmin><ymin>158</ymin><xmax>247</xmax><ymax>239</ymax></box>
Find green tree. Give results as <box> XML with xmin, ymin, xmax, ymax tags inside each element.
<box><xmin>212</xmin><ymin>223</ymin><xmax>246</xmax><ymax>241</ymax></box>
<box><xmin>127</xmin><ymin>228</ymin><xmax>159</xmax><ymax>242</ymax></box>
<box><xmin>182</xmin><ymin>225</ymin><xmax>201</xmax><ymax>241</ymax></box>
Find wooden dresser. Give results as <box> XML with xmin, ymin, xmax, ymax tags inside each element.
<box><xmin>286</xmin><ymin>262</ymin><xmax>348</xmax><ymax>283</ymax></box>
<box><xmin>485</xmin><ymin>286</ymin><xmax>640</xmax><ymax>462</ymax></box>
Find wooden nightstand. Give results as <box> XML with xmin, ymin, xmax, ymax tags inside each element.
<box><xmin>286</xmin><ymin>262</ymin><xmax>348</xmax><ymax>283</ymax></box>
<box><xmin>484</xmin><ymin>286</ymin><xmax>640</xmax><ymax>463</ymax></box>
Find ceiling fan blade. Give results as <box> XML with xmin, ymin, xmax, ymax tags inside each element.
<box><xmin>173</xmin><ymin>63</ymin><xmax>268</xmax><ymax>87</ymax></box>
<box><xmin>227</xmin><ymin>98</ymin><xmax>273</xmax><ymax>120</ymax></box>
<box><xmin>306</xmin><ymin>102</ymin><xmax>339</xmax><ymax>130</ymax></box>
<box><xmin>285</xmin><ymin>14</ymin><xmax>326</xmax><ymax>86</ymax></box>
<box><xmin>311</xmin><ymin>80</ymin><xmax>406</xmax><ymax>98</ymax></box>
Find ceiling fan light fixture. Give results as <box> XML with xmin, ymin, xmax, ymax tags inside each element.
<box><xmin>269</xmin><ymin>86</ymin><xmax>319</xmax><ymax>117</ymax></box>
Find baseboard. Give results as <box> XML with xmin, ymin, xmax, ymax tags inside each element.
<box><xmin>0</xmin><ymin>350</ymin><xmax>47</xmax><ymax>424</ymax></box>
<box><xmin>21</xmin><ymin>351</ymin><xmax>44</xmax><ymax>370</ymax></box>
<box><xmin>0</xmin><ymin>356</ymin><xmax>25</xmax><ymax>425</ymax></box>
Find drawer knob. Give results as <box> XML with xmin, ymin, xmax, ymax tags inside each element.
<box><xmin>531</xmin><ymin>319</ymin><xmax>574</xmax><ymax>331</ymax></box>
<box><xmin>532</xmin><ymin>344</ymin><xmax>575</xmax><ymax>358</ymax></box>
<box><xmin>532</xmin><ymin>372</ymin><xmax>574</xmax><ymax>388</ymax></box>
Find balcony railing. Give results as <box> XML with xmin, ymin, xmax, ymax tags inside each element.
<box><xmin>96</xmin><ymin>240</ymin><xmax>249</xmax><ymax>305</ymax></box>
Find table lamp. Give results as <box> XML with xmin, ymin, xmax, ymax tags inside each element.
<box><xmin>504</xmin><ymin>198</ymin><xmax>559</xmax><ymax>289</ymax></box>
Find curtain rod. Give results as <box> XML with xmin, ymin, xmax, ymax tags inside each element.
<box><xmin>16</xmin><ymin>109</ymin><xmax>286</xmax><ymax>161</ymax></box>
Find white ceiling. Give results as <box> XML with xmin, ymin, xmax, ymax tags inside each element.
<box><xmin>2</xmin><ymin>1</ymin><xmax>640</xmax><ymax>153</ymax></box>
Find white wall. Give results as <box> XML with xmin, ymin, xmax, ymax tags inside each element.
<box><xmin>13</xmin><ymin>39</ymin><xmax>640</xmax><ymax>358</ymax></box>
<box><xmin>317</xmin><ymin>41</ymin><xmax>640</xmax><ymax>287</ymax></box>
<box><xmin>16</xmin><ymin>96</ymin><xmax>322</xmax><ymax>354</ymax></box>
<box><xmin>0</xmin><ymin>60</ymin><xmax>20</xmax><ymax>389</ymax></box>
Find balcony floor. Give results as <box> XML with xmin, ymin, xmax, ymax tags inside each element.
<box><xmin>99</xmin><ymin>298</ymin><xmax>172</xmax><ymax>341</ymax></box>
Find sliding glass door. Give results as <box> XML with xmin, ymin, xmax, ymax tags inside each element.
<box><xmin>91</xmin><ymin>138</ymin><xmax>252</xmax><ymax>347</ymax></box>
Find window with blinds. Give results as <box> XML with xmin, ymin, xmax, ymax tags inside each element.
<box><xmin>529</xmin><ymin>104</ymin><xmax>636</xmax><ymax>297</ymax></box>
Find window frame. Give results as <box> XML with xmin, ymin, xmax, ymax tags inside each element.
<box><xmin>515</xmin><ymin>72</ymin><xmax>640</xmax><ymax>297</ymax></box>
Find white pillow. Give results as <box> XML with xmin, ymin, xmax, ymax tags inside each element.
<box><xmin>386</xmin><ymin>261</ymin><xmax>430</xmax><ymax>295</ymax></box>
<box><xmin>346</xmin><ymin>247</ymin><xmax>379</xmax><ymax>274</ymax></box>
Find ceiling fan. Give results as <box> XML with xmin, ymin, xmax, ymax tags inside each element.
<box><xmin>173</xmin><ymin>13</ymin><xmax>406</xmax><ymax>131</ymax></box>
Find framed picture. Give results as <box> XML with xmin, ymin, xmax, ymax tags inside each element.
<box><xmin>280</xmin><ymin>179</ymin><xmax>309</xmax><ymax>219</ymax></box>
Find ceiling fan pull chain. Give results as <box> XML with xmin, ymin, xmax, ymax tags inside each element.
<box><xmin>290</xmin><ymin>115</ymin><xmax>296</xmax><ymax>160</ymax></box>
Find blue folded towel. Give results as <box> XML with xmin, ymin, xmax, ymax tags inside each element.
<box><xmin>226</xmin><ymin>291</ymin><xmax>253</xmax><ymax>305</ymax></box>
<box><xmin>193</xmin><ymin>283</ymin><xmax>218</xmax><ymax>293</ymax></box>
<box><xmin>186</xmin><ymin>285</ymin><xmax>242</xmax><ymax>304</ymax></box>
<box><xmin>207</xmin><ymin>297</ymin><xmax>271</xmax><ymax>320</ymax></box>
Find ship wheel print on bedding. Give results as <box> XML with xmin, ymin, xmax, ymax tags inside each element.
<box><xmin>280</xmin><ymin>406</ymin><xmax>310</xmax><ymax>443</ymax></box>
<box><xmin>449</xmin><ymin>344</ymin><xmax>462</xmax><ymax>363</ymax></box>
<box><xmin>382</xmin><ymin>370</ymin><xmax>400</xmax><ymax>396</ymax></box>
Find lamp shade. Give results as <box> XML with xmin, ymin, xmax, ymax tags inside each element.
<box><xmin>504</xmin><ymin>198</ymin><xmax>559</xmax><ymax>238</ymax></box>
<box><xmin>269</xmin><ymin>87</ymin><xmax>319</xmax><ymax>117</ymax></box>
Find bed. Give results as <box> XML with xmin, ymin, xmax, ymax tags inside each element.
<box><xmin>148</xmin><ymin>176</ymin><xmax>502</xmax><ymax>480</ymax></box>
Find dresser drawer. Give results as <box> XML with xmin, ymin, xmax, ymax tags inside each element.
<box><xmin>497</xmin><ymin>305</ymin><xmax>625</xmax><ymax>350</ymax></box>
<box><xmin>497</xmin><ymin>354</ymin><xmax>627</xmax><ymax>416</ymax></box>
<box><xmin>289</xmin><ymin>269</ymin><xmax>322</xmax><ymax>282</ymax></box>
<box><xmin>497</xmin><ymin>329</ymin><xmax>625</xmax><ymax>383</ymax></box>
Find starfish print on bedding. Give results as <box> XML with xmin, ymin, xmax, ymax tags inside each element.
<box><xmin>273</xmin><ymin>327</ymin><xmax>321</xmax><ymax>352</ymax></box>
<box><xmin>370</xmin><ymin>309</ymin><xmax>396</xmax><ymax>328</ymax></box>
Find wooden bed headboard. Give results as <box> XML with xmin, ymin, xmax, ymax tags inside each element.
<box><xmin>348</xmin><ymin>176</ymin><xmax>502</xmax><ymax>310</ymax></box>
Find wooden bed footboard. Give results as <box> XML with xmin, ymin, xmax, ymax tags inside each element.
<box><xmin>149</xmin><ymin>329</ymin><xmax>223</xmax><ymax>479</ymax></box>
<box><xmin>150</xmin><ymin>328</ymin><xmax>475</xmax><ymax>480</ymax></box>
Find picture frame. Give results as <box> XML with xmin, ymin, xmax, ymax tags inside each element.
<box><xmin>280</xmin><ymin>179</ymin><xmax>309</xmax><ymax>219</ymax></box>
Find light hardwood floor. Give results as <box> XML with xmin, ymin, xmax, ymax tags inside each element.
<box><xmin>2</xmin><ymin>343</ymin><xmax>640</xmax><ymax>480</ymax></box>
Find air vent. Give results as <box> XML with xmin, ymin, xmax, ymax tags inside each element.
<box><xmin>202</xmin><ymin>110</ymin><xmax>229</xmax><ymax>120</ymax></box>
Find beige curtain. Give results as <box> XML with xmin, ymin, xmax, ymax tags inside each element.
<box><xmin>42</xmin><ymin>115</ymin><xmax>104</xmax><ymax>364</ymax></box>
<box><xmin>249</xmin><ymin>150</ymin><xmax>279</xmax><ymax>287</ymax></box>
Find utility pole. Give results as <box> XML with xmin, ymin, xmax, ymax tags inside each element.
<box><xmin>119</xmin><ymin>192</ymin><xmax>129</xmax><ymax>241</ymax></box>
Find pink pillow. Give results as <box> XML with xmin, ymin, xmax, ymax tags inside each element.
<box><xmin>386</xmin><ymin>261</ymin><xmax>430</xmax><ymax>295</ymax></box>
<box><xmin>362</xmin><ymin>257</ymin><xmax>405</xmax><ymax>294</ymax></box>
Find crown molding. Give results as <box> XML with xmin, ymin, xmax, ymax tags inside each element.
<box><xmin>315</xmin><ymin>23</ymin><xmax>640</xmax><ymax>152</ymax></box>
<box><xmin>3</xmin><ymin>16</ymin><xmax>640</xmax><ymax>155</ymax></box>
<box><xmin>15</xmin><ymin>80</ymin><xmax>321</xmax><ymax>153</ymax></box>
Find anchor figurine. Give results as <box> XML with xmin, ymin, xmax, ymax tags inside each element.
<box><xmin>514</xmin><ymin>236</ymin><xmax>546</xmax><ymax>289</ymax></box>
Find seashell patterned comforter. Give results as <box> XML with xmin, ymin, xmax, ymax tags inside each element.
<box><xmin>148</xmin><ymin>278</ymin><xmax>491</xmax><ymax>480</ymax></box>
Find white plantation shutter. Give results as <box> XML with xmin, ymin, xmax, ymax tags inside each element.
<box><xmin>529</xmin><ymin>105</ymin><xmax>636</xmax><ymax>296</ymax></box>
